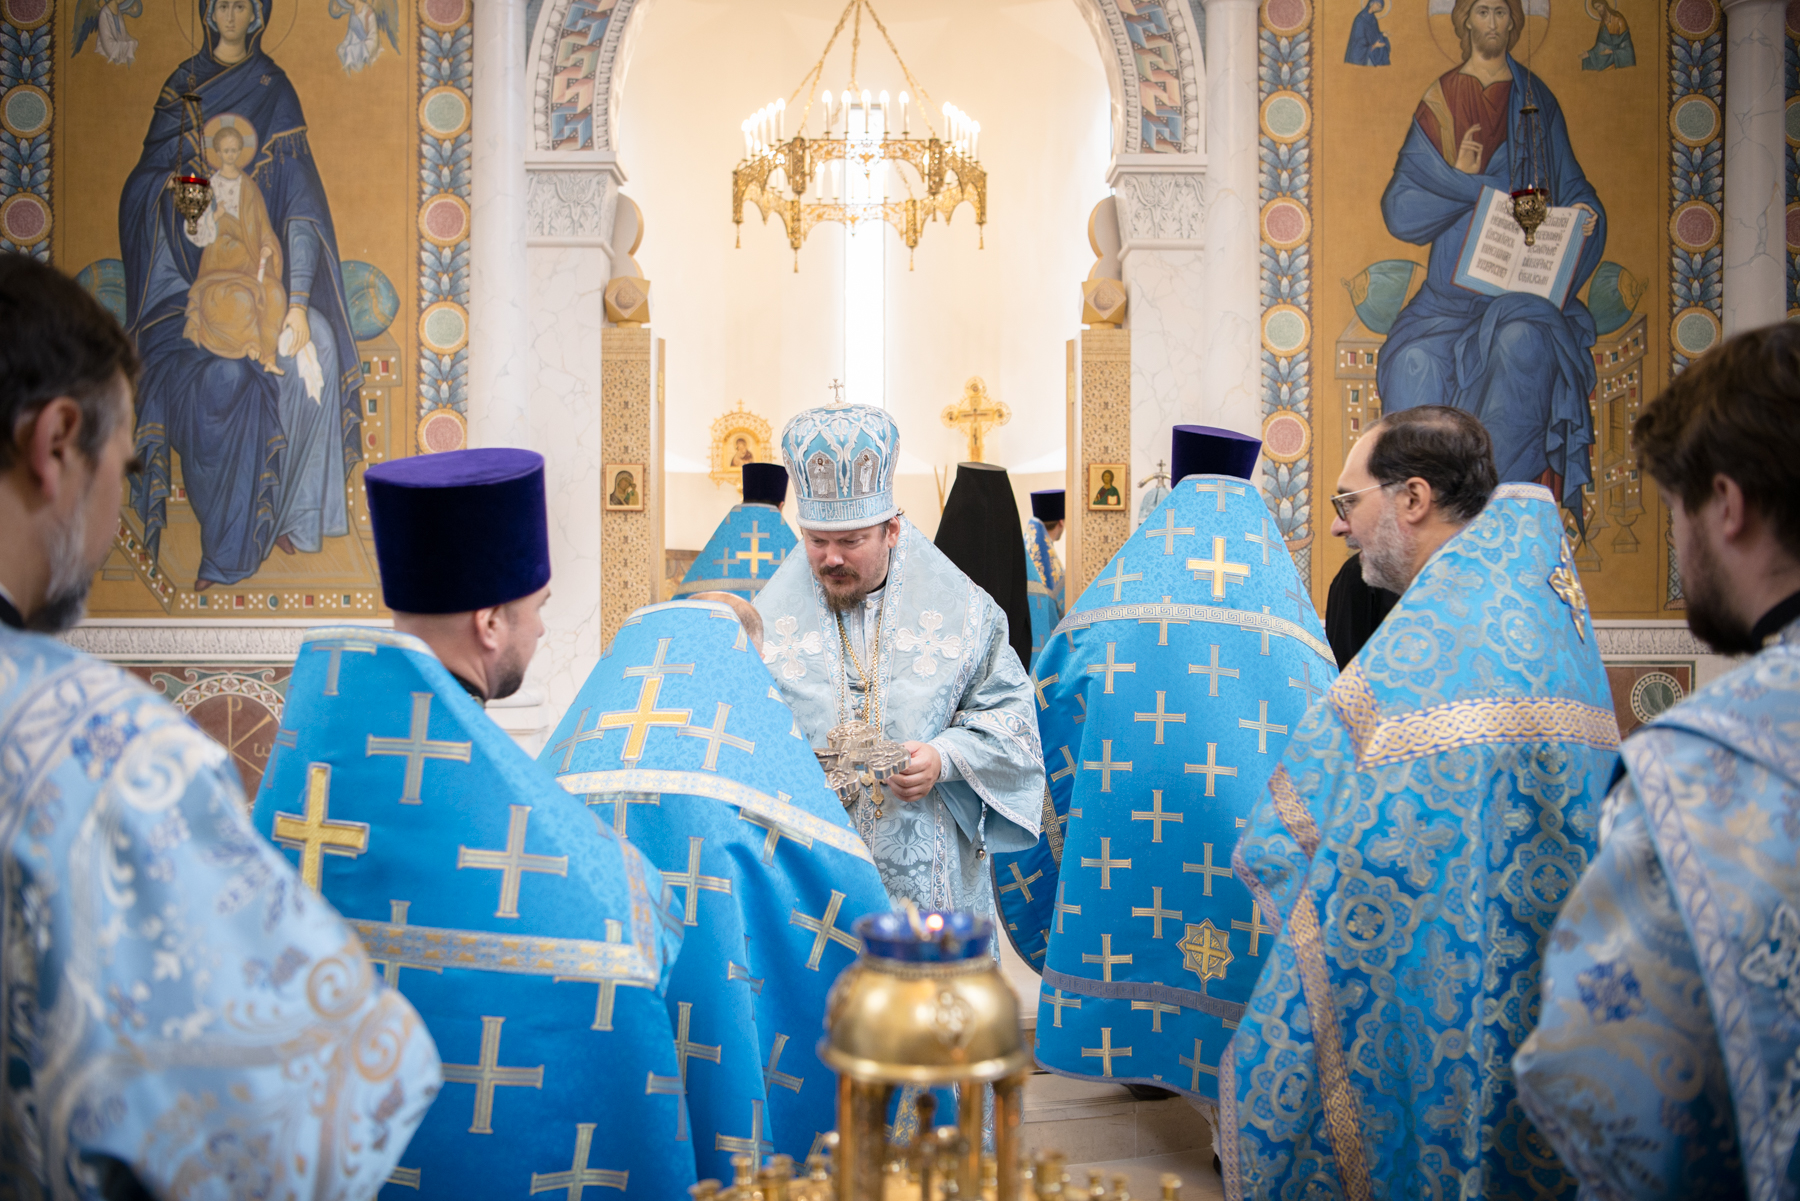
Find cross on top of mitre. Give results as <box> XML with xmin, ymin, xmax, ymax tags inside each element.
<box><xmin>941</xmin><ymin>376</ymin><xmax>1011</xmax><ymax>463</ymax></box>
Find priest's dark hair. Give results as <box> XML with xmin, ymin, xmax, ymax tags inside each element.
<box><xmin>0</xmin><ymin>255</ymin><xmax>138</xmax><ymax>472</ymax></box>
<box><xmin>1365</xmin><ymin>405</ymin><xmax>1497</xmax><ymax>524</ymax></box>
<box><xmin>1634</xmin><ymin>322</ymin><xmax>1800</xmax><ymax>560</ymax></box>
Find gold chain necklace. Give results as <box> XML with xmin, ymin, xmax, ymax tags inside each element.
<box><xmin>834</xmin><ymin>600</ymin><xmax>883</xmax><ymax>732</ymax></box>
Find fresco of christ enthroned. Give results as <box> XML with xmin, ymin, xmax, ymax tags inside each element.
<box><xmin>1377</xmin><ymin>0</ymin><xmax>1606</xmax><ymax>521</ymax></box>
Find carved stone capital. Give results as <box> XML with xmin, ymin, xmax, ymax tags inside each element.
<box><xmin>60</xmin><ymin>620</ymin><xmax>391</xmax><ymax>661</ymax></box>
<box><xmin>1107</xmin><ymin>157</ymin><xmax>1207</xmax><ymax>249</ymax></box>
<box><xmin>1591</xmin><ymin>621</ymin><xmax>1717</xmax><ymax>659</ymax></box>
<box><xmin>526</xmin><ymin>156</ymin><xmax>625</xmax><ymax>248</ymax></box>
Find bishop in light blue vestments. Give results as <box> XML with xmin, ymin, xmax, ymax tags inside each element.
<box><xmin>1514</xmin><ymin>610</ymin><xmax>1800</xmax><ymax>1199</ymax></box>
<box><xmin>0</xmin><ymin>621</ymin><xmax>440</xmax><ymax>1197</ymax></box>
<box><xmin>754</xmin><ymin>405</ymin><xmax>1042</xmax><ymax>917</ymax></box>
<box><xmin>1221</xmin><ymin>483</ymin><xmax>1621</xmax><ymax>1201</ymax></box>
<box><xmin>255</xmin><ymin>450</ymin><xmax>694</xmax><ymax>1199</ymax></box>
<box><xmin>540</xmin><ymin>597</ymin><xmax>890</xmax><ymax>1181</ymax></box>
<box><xmin>1024</xmin><ymin>488</ymin><xmax>1067</xmax><ymax>670</ymax></box>
<box><xmin>675</xmin><ymin>463</ymin><xmax>797</xmax><ymax>601</ymax></box>
<box><xmin>995</xmin><ymin>427</ymin><xmax>1335</xmax><ymax>1106</ymax></box>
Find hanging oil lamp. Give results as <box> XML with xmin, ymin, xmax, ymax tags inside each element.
<box><xmin>167</xmin><ymin>90</ymin><xmax>211</xmax><ymax>236</ymax></box>
<box><xmin>1509</xmin><ymin>54</ymin><xmax>1549</xmax><ymax>244</ymax></box>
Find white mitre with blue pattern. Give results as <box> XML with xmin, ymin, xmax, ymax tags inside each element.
<box><xmin>781</xmin><ymin>403</ymin><xmax>900</xmax><ymax>530</ymax></box>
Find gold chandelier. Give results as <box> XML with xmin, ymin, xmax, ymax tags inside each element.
<box><xmin>731</xmin><ymin>0</ymin><xmax>987</xmax><ymax>271</ymax></box>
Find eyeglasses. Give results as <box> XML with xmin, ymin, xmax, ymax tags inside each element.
<box><xmin>1330</xmin><ymin>482</ymin><xmax>1391</xmax><ymax>521</ymax></box>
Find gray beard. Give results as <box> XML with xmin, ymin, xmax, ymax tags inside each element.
<box><xmin>29</xmin><ymin>502</ymin><xmax>93</xmax><ymax>634</ymax></box>
<box><xmin>1358</xmin><ymin>502</ymin><xmax>1414</xmax><ymax>595</ymax></box>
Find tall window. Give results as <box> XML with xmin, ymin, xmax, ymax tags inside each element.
<box><xmin>842</xmin><ymin>106</ymin><xmax>886</xmax><ymax>408</ymax></box>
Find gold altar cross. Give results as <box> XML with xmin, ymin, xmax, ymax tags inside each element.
<box><xmin>1131</xmin><ymin>886</ymin><xmax>1183</xmax><ymax>939</ymax></box>
<box><xmin>528</xmin><ymin>1123</ymin><xmax>627</xmax><ymax>1197</ymax></box>
<box><xmin>939</xmin><ymin>376</ymin><xmax>1011</xmax><ymax>463</ymax></box>
<box><xmin>1186</xmin><ymin>536</ymin><xmax>1252</xmax><ymax>599</ymax></box>
<box><xmin>736</xmin><ymin>521</ymin><xmax>777</xmax><ymax>577</ymax></box>
<box><xmin>663</xmin><ymin>836</ymin><xmax>732</xmax><ymax>926</ymax></box>
<box><xmin>365</xmin><ymin>693</ymin><xmax>472</xmax><ymax>805</ymax></box>
<box><xmin>1080</xmin><ymin>1027</ymin><xmax>1131</xmax><ymax>1077</ymax></box>
<box><xmin>442</xmin><ymin>1015</ymin><xmax>544</xmax><ymax>1135</ymax></box>
<box><xmin>457</xmin><ymin>805</ymin><xmax>569</xmax><ymax>919</ymax></box>
<box><xmin>791</xmin><ymin>889</ymin><xmax>859</xmax><ymax>970</ymax></box>
<box><xmin>555</xmin><ymin>919</ymin><xmax>652</xmax><ymax>1032</ymax></box>
<box><xmin>272</xmin><ymin>763</ymin><xmax>368</xmax><ymax>890</ymax></box>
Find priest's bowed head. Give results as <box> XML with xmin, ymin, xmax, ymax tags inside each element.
<box><xmin>364</xmin><ymin>448</ymin><xmax>553</xmax><ymax>701</ymax></box>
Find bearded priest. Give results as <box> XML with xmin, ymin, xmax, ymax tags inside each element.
<box><xmin>754</xmin><ymin>404</ymin><xmax>1044</xmax><ymax>916</ymax></box>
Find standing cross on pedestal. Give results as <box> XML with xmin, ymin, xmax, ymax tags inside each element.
<box><xmin>939</xmin><ymin>376</ymin><xmax>1011</xmax><ymax>463</ymax></box>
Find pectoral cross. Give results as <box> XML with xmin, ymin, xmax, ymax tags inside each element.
<box><xmin>939</xmin><ymin>376</ymin><xmax>1011</xmax><ymax>462</ymax></box>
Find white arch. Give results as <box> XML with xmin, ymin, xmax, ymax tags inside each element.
<box><xmin>526</xmin><ymin>0</ymin><xmax>1206</xmax><ymax>160</ymax></box>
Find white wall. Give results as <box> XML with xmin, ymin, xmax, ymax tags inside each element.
<box><xmin>616</xmin><ymin>0</ymin><xmax>1114</xmax><ymax>550</ymax></box>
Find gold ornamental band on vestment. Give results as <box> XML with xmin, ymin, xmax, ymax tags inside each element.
<box><xmin>1328</xmin><ymin>666</ymin><xmax>1621</xmax><ymax>770</ymax></box>
<box><xmin>1049</xmin><ymin>602</ymin><xmax>1335</xmax><ymax>665</ymax></box>
<box><xmin>553</xmin><ymin>767</ymin><xmax>877</xmax><ymax>865</ymax></box>
<box><xmin>346</xmin><ymin>919</ymin><xmax>661</xmax><ymax>985</ymax></box>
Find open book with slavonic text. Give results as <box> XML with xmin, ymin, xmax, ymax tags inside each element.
<box><xmin>1453</xmin><ymin>185</ymin><xmax>1589</xmax><ymax>308</ymax></box>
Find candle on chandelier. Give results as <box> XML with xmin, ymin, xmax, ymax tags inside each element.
<box><xmin>899</xmin><ymin>91</ymin><xmax>910</xmax><ymax>135</ymax></box>
<box><xmin>777</xmin><ymin>97</ymin><xmax>786</xmax><ymax>141</ymax></box>
<box><xmin>741</xmin><ymin>119</ymin><xmax>751</xmax><ymax>158</ymax></box>
<box><xmin>878</xmin><ymin>90</ymin><xmax>889</xmax><ymax>137</ymax></box>
<box><xmin>972</xmin><ymin>120</ymin><xmax>981</xmax><ymax>160</ymax></box>
<box><xmin>860</xmin><ymin>89</ymin><xmax>871</xmax><ymax>137</ymax></box>
<box><xmin>823</xmin><ymin>90</ymin><xmax>834</xmax><ymax>134</ymax></box>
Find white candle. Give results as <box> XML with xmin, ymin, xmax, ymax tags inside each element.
<box><xmin>861</xmin><ymin>89</ymin><xmax>871</xmax><ymax>137</ymax></box>
<box><xmin>777</xmin><ymin>97</ymin><xmax>786</xmax><ymax>140</ymax></box>
<box><xmin>823</xmin><ymin>90</ymin><xmax>834</xmax><ymax>134</ymax></box>
<box><xmin>899</xmin><ymin>91</ymin><xmax>909</xmax><ymax>135</ymax></box>
<box><xmin>741</xmin><ymin>120</ymin><xmax>751</xmax><ymax>158</ymax></box>
<box><xmin>878</xmin><ymin>90</ymin><xmax>889</xmax><ymax>137</ymax></box>
<box><xmin>972</xmin><ymin>120</ymin><xmax>980</xmax><ymax>160</ymax></box>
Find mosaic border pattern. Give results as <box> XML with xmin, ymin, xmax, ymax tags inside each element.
<box><xmin>1787</xmin><ymin>1</ymin><xmax>1797</xmax><ymax>318</ymax></box>
<box><xmin>1256</xmin><ymin>0</ymin><xmax>1315</xmax><ymax>593</ymax></box>
<box><xmin>419</xmin><ymin>0</ymin><xmax>472</xmax><ymax>417</ymax></box>
<box><xmin>1666</xmin><ymin>0</ymin><xmax>1723</xmax><ymax>607</ymax></box>
<box><xmin>0</xmin><ymin>0</ymin><xmax>53</xmax><ymax>260</ymax></box>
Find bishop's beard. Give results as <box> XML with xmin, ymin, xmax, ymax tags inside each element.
<box><xmin>818</xmin><ymin>563</ymin><xmax>873</xmax><ymax>614</ymax></box>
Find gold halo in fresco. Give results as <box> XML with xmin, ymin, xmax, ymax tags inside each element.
<box><xmin>1427</xmin><ymin>0</ymin><xmax>1551</xmax><ymax>65</ymax></box>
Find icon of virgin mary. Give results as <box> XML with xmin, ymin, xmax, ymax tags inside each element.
<box><xmin>120</xmin><ymin>0</ymin><xmax>363</xmax><ymax>591</ymax></box>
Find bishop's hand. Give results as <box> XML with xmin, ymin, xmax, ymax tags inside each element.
<box><xmin>888</xmin><ymin>741</ymin><xmax>942</xmax><ymax>802</ymax></box>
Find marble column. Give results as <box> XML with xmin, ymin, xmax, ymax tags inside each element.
<box><xmin>469</xmin><ymin>0</ymin><xmax>533</xmax><ymax>448</ymax></box>
<box><xmin>1720</xmin><ymin>0</ymin><xmax>1788</xmax><ymax>333</ymax></box>
<box><xmin>1200</xmin><ymin>0</ymin><xmax>1262</xmax><ymax>433</ymax></box>
<box><xmin>525</xmin><ymin>152</ymin><xmax>624</xmax><ymax>722</ymax></box>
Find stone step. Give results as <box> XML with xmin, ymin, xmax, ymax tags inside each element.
<box><xmin>1019</xmin><ymin>1072</ymin><xmax>1210</xmax><ymax>1168</ymax></box>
